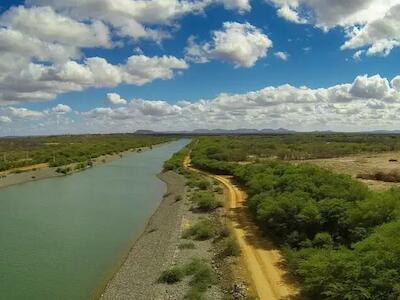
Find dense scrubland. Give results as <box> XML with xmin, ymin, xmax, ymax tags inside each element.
<box><xmin>190</xmin><ymin>135</ymin><xmax>400</xmax><ymax>300</ymax></box>
<box><xmin>192</xmin><ymin>134</ymin><xmax>400</xmax><ymax>162</ymax></box>
<box><xmin>0</xmin><ymin>134</ymin><xmax>173</xmax><ymax>172</ymax></box>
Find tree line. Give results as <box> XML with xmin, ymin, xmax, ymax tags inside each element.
<box><xmin>189</xmin><ymin>136</ymin><xmax>400</xmax><ymax>299</ymax></box>
<box><xmin>0</xmin><ymin>134</ymin><xmax>174</xmax><ymax>172</ymax></box>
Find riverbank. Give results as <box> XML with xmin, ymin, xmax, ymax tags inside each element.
<box><xmin>101</xmin><ymin>166</ymin><xmax>251</xmax><ymax>299</ymax></box>
<box><xmin>100</xmin><ymin>170</ymin><xmax>187</xmax><ymax>299</ymax></box>
<box><xmin>0</xmin><ymin>145</ymin><xmax>161</xmax><ymax>190</ymax></box>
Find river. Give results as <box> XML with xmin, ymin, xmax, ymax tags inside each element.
<box><xmin>0</xmin><ymin>139</ymin><xmax>189</xmax><ymax>300</ymax></box>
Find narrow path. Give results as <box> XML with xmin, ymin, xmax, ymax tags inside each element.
<box><xmin>184</xmin><ymin>155</ymin><xmax>298</xmax><ymax>300</ymax></box>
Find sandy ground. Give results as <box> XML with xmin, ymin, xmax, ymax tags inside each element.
<box><xmin>292</xmin><ymin>151</ymin><xmax>400</xmax><ymax>191</ymax></box>
<box><xmin>184</xmin><ymin>155</ymin><xmax>298</xmax><ymax>300</ymax></box>
<box><xmin>101</xmin><ymin>171</ymin><xmax>187</xmax><ymax>300</ymax></box>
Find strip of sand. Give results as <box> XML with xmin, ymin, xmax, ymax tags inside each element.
<box><xmin>100</xmin><ymin>171</ymin><xmax>187</xmax><ymax>299</ymax></box>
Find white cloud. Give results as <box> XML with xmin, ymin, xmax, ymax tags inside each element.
<box><xmin>0</xmin><ymin>6</ymin><xmax>111</xmax><ymax>48</ymax></box>
<box><xmin>26</xmin><ymin>0</ymin><xmax>250</xmax><ymax>42</ymax></box>
<box><xmin>79</xmin><ymin>74</ymin><xmax>400</xmax><ymax>133</ymax></box>
<box><xmin>9</xmin><ymin>107</ymin><xmax>45</xmax><ymax>119</ymax></box>
<box><xmin>0</xmin><ymin>55</ymin><xmax>188</xmax><ymax>105</ymax></box>
<box><xmin>268</xmin><ymin>0</ymin><xmax>400</xmax><ymax>56</ymax></box>
<box><xmin>349</xmin><ymin>74</ymin><xmax>392</xmax><ymax>100</ymax></box>
<box><xmin>217</xmin><ymin>0</ymin><xmax>251</xmax><ymax>12</ymax></box>
<box><xmin>52</xmin><ymin>104</ymin><xmax>72</xmax><ymax>114</ymax></box>
<box><xmin>185</xmin><ymin>22</ymin><xmax>272</xmax><ymax>68</ymax></box>
<box><xmin>277</xmin><ymin>4</ymin><xmax>306</xmax><ymax>24</ymax></box>
<box><xmin>274</xmin><ymin>51</ymin><xmax>289</xmax><ymax>60</ymax></box>
<box><xmin>0</xmin><ymin>116</ymin><xmax>12</xmax><ymax>123</ymax></box>
<box><xmin>390</xmin><ymin>76</ymin><xmax>400</xmax><ymax>92</ymax></box>
<box><xmin>106</xmin><ymin>93</ymin><xmax>127</xmax><ymax>105</ymax></box>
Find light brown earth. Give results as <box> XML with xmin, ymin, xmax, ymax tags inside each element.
<box><xmin>184</xmin><ymin>155</ymin><xmax>298</xmax><ymax>300</ymax></box>
<box><xmin>292</xmin><ymin>151</ymin><xmax>400</xmax><ymax>191</ymax></box>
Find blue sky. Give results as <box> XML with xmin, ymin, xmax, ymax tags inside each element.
<box><xmin>1</xmin><ymin>0</ymin><xmax>400</xmax><ymax>135</ymax></box>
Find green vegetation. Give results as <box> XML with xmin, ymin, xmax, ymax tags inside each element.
<box><xmin>178</xmin><ymin>241</ymin><xmax>196</xmax><ymax>249</ymax></box>
<box><xmin>183</xmin><ymin>218</ymin><xmax>217</xmax><ymax>240</ymax></box>
<box><xmin>191</xmin><ymin>134</ymin><xmax>400</xmax><ymax>164</ymax></box>
<box><xmin>222</xmin><ymin>236</ymin><xmax>241</xmax><ymax>257</ymax></box>
<box><xmin>190</xmin><ymin>135</ymin><xmax>400</xmax><ymax>299</ymax></box>
<box><xmin>191</xmin><ymin>191</ymin><xmax>222</xmax><ymax>211</ymax></box>
<box><xmin>0</xmin><ymin>134</ymin><xmax>173</xmax><ymax>172</ymax></box>
<box><xmin>163</xmin><ymin>144</ymin><xmax>190</xmax><ymax>173</ymax></box>
<box><xmin>159</xmin><ymin>267</ymin><xmax>185</xmax><ymax>284</ymax></box>
<box><xmin>159</xmin><ymin>258</ymin><xmax>216</xmax><ymax>299</ymax></box>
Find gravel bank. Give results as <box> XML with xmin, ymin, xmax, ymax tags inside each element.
<box><xmin>101</xmin><ymin>171</ymin><xmax>187</xmax><ymax>300</ymax></box>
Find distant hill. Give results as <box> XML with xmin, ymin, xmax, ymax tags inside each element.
<box><xmin>133</xmin><ymin>128</ymin><xmax>296</xmax><ymax>135</ymax></box>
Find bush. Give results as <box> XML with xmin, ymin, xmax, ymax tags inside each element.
<box><xmin>178</xmin><ymin>242</ymin><xmax>196</xmax><ymax>249</ymax></box>
<box><xmin>184</xmin><ymin>258</ymin><xmax>216</xmax><ymax>299</ymax></box>
<box><xmin>222</xmin><ymin>236</ymin><xmax>241</xmax><ymax>257</ymax></box>
<box><xmin>183</xmin><ymin>219</ymin><xmax>217</xmax><ymax>240</ymax></box>
<box><xmin>159</xmin><ymin>267</ymin><xmax>185</xmax><ymax>284</ymax></box>
<box><xmin>191</xmin><ymin>191</ymin><xmax>222</xmax><ymax>211</ymax></box>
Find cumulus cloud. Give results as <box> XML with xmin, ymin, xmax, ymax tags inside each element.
<box><xmin>79</xmin><ymin>74</ymin><xmax>400</xmax><ymax>133</ymax></box>
<box><xmin>268</xmin><ymin>0</ymin><xmax>400</xmax><ymax>56</ymax></box>
<box><xmin>274</xmin><ymin>51</ymin><xmax>289</xmax><ymax>60</ymax></box>
<box><xmin>185</xmin><ymin>22</ymin><xmax>272</xmax><ymax>68</ymax></box>
<box><xmin>106</xmin><ymin>93</ymin><xmax>127</xmax><ymax>105</ymax></box>
<box><xmin>51</xmin><ymin>104</ymin><xmax>72</xmax><ymax>114</ymax></box>
<box><xmin>0</xmin><ymin>0</ymin><xmax>253</xmax><ymax>106</ymax></box>
<box><xmin>26</xmin><ymin>0</ymin><xmax>250</xmax><ymax>41</ymax></box>
<box><xmin>0</xmin><ymin>54</ymin><xmax>188</xmax><ymax>105</ymax></box>
<box><xmin>4</xmin><ymin>74</ymin><xmax>400</xmax><ymax>135</ymax></box>
<box><xmin>0</xmin><ymin>116</ymin><xmax>12</xmax><ymax>123</ymax></box>
<box><xmin>8</xmin><ymin>107</ymin><xmax>45</xmax><ymax>119</ymax></box>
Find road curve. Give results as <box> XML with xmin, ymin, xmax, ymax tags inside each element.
<box><xmin>184</xmin><ymin>154</ymin><xmax>298</xmax><ymax>300</ymax></box>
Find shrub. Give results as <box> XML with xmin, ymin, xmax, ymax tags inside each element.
<box><xmin>178</xmin><ymin>242</ymin><xmax>196</xmax><ymax>249</ymax></box>
<box><xmin>191</xmin><ymin>191</ymin><xmax>222</xmax><ymax>211</ymax></box>
<box><xmin>159</xmin><ymin>267</ymin><xmax>185</xmax><ymax>284</ymax></box>
<box><xmin>222</xmin><ymin>236</ymin><xmax>241</xmax><ymax>257</ymax></box>
<box><xmin>183</xmin><ymin>219</ymin><xmax>217</xmax><ymax>240</ymax></box>
<box><xmin>184</xmin><ymin>258</ymin><xmax>216</xmax><ymax>299</ymax></box>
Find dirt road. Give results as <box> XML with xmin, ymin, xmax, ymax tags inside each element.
<box><xmin>184</xmin><ymin>155</ymin><xmax>298</xmax><ymax>300</ymax></box>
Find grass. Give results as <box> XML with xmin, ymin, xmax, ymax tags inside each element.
<box><xmin>182</xmin><ymin>218</ymin><xmax>217</xmax><ymax>240</ymax></box>
<box><xmin>179</xmin><ymin>242</ymin><xmax>196</xmax><ymax>249</ymax></box>
<box><xmin>191</xmin><ymin>191</ymin><xmax>223</xmax><ymax>211</ymax></box>
<box><xmin>159</xmin><ymin>258</ymin><xmax>216</xmax><ymax>299</ymax></box>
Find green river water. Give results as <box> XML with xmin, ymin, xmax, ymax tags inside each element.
<box><xmin>0</xmin><ymin>139</ymin><xmax>188</xmax><ymax>300</ymax></box>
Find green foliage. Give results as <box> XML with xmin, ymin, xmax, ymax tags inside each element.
<box><xmin>0</xmin><ymin>134</ymin><xmax>173</xmax><ymax>172</ymax></box>
<box><xmin>184</xmin><ymin>258</ymin><xmax>216</xmax><ymax>299</ymax></box>
<box><xmin>159</xmin><ymin>259</ymin><xmax>216</xmax><ymax>298</ymax></box>
<box><xmin>158</xmin><ymin>267</ymin><xmax>185</xmax><ymax>284</ymax></box>
<box><xmin>163</xmin><ymin>145</ymin><xmax>190</xmax><ymax>173</ymax></box>
<box><xmin>190</xmin><ymin>135</ymin><xmax>400</xmax><ymax>299</ymax></box>
<box><xmin>222</xmin><ymin>236</ymin><xmax>241</xmax><ymax>257</ymax></box>
<box><xmin>183</xmin><ymin>218</ymin><xmax>217</xmax><ymax>240</ymax></box>
<box><xmin>191</xmin><ymin>191</ymin><xmax>222</xmax><ymax>211</ymax></box>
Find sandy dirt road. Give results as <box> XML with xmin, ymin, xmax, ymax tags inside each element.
<box><xmin>184</xmin><ymin>155</ymin><xmax>298</xmax><ymax>300</ymax></box>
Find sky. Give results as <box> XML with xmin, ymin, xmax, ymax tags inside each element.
<box><xmin>0</xmin><ymin>0</ymin><xmax>400</xmax><ymax>136</ymax></box>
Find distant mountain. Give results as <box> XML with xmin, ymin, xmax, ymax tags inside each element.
<box><xmin>134</xmin><ymin>128</ymin><xmax>296</xmax><ymax>135</ymax></box>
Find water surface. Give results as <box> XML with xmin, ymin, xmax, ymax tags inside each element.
<box><xmin>0</xmin><ymin>139</ymin><xmax>188</xmax><ymax>299</ymax></box>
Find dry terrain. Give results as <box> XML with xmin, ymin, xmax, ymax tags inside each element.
<box><xmin>293</xmin><ymin>151</ymin><xmax>400</xmax><ymax>191</ymax></box>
